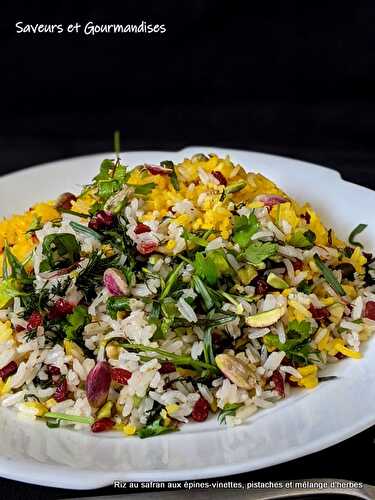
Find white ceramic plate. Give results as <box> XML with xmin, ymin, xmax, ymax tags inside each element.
<box><xmin>0</xmin><ymin>147</ymin><xmax>374</xmax><ymax>490</ymax></box>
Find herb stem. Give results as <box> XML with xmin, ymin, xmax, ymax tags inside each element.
<box><xmin>116</xmin><ymin>342</ymin><xmax>219</xmax><ymax>373</ymax></box>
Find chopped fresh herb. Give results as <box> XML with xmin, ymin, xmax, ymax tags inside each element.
<box><xmin>69</xmin><ymin>221</ymin><xmax>102</xmax><ymax>241</ymax></box>
<box><xmin>314</xmin><ymin>254</ymin><xmax>345</xmax><ymax>296</ymax></box>
<box><xmin>40</xmin><ymin>233</ymin><xmax>80</xmax><ymax>273</ymax></box>
<box><xmin>297</xmin><ymin>279</ymin><xmax>314</xmax><ymax>294</ymax></box>
<box><xmin>232</xmin><ymin>212</ymin><xmax>260</xmax><ymax>248</ymax></box>
<box><xmin>114</xmin><ymin>341</ymin><xmax>219</xmax><ymax>374</ymax></box>
<box><xmin>217</xmin><ymin>403</ymin><xmax>242</xmax><ymax>424</ymax></box>
<box><xmin>63</xmin><ymin>305</ymin><xmax>90</xmax><ymax>341</ymax></box>
<box><xmin>160</xmin><ymin>262</ymin><xmax>184</xmax><ymax>301</ymax></box>
<box><xmin>128</xmin><ymin>183</ymin><xmax>156</xmax><ymax>196</ymax></box>
<box><xmin>349</xmin><ymin>223</ymin><xmax>367</xmax><ymax>249</ymax></box>
<box><xmin>106</xmin><ymin>296</ymin><xmax>131</xmax><ymax>319</ymax></box>
<box><xmin>264</xmin><ymin>320</ymin><xmax>316</xmax><ymax>365</ymax></box>
<box><xmin>137</xmin><ymin>417</ymin><xmax>177</xmax><ymax>439</ymax></box>
<box><xmin>289</xmin><ymin>230</ymin><xmax>316</xmax><ymax>249</ymax></box>
<box><xmin>194</xmin><ymin>252</ymin><xmax>219</xmax><ymax>286</ymax></box>
<box><xmin>26</xmin><ymin>214</ymin><xmax>43</xmax><ymax>233</ymax></box>
<box><xmin>192</xmin><ymin>275</ymin><xmax>214</xmax><ymax>311</ymax></box>
<box><xmin>244</xmin><ymin>242</ymin><xmax>278</xmax><ymax>266</ymax></box>
<box><xmin>75</xmin><ymin>251</ymin><xmax>117</xmax><ymax>301</ymax></box>
<box><xmin>161</xmin><ymin>160</ymin><xmax>179</xmax><ymax>191</ymax></box>
<box><xmin>182</xmin><ymin>230</ymin><xmax>208</xmax><ymax>248</ymax></box>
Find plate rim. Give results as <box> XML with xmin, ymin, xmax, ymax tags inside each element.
<box><xmin>0</xmin><ymin>146</ymin><xmax>374</xmax><ymax>490</ymax></box>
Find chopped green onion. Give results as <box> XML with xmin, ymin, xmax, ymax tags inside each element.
<box><xmin>69</xmin><ymin>221</ymin><xmax>102</xmax><ymax>240</ymax></box>
<box><xmin>349</xmin><ymin>223</ymin><xmax>367</xmax><ymax>249</ymax></box>
<box><xmin>192</xmin><ymin>275</ymin><xmax>214</xmax><ymax>311</ymax></box>
<box><xmin>160</xmin><ymin>262</ymin><xmax>184</xmax><ymax>300</ymax></box>
<box><xmin>314</xmin><ymin>254</ymin><xmax>345</xmax><ymax>296</ymax></box>
<box><xmin>114</xmin><ymin>341</ymin><xmax>219</xmax><ymax>374</ymax></box>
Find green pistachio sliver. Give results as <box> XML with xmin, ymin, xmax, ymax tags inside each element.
<box><xmin>43</xmin><ymin>412</ymin><xmax>94</xmax><ymax>425</ymax></box>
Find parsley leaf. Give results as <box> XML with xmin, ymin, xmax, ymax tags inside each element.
<box><xmin>194</xmin><ymin>252</ymin><xmax>219</xmax><ymax>286</ymax></box>
<box><xmin>244</xmin><ymin>242</ymin><xmax>278</xmax><ymax>266</ymax></box>
<box><xmin>233</xmin><ymin>213</ymin><xmax>259</xmax><ymax>248</ymax></box>
<box><xmin>63</xmin><ymin>305</ymin><xmax>90</xmax><ymax>341</ymax></box>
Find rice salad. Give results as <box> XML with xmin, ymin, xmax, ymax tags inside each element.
<box><xmin>0</xmin><ymin>151</ymin><xmax>374</xmax><ymax>437</ymax></box>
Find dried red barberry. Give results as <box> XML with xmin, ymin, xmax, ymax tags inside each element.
<box><xmin>255</xmin><ymin>277</ymin><xmax>269</xmax><ymax>295</ymax></box>
<box><xmin>271</xmin><ymin>370</ymin><xmax>285</xmax><ymax>397</ymax></box>
<box><xmin>212</xmin><ymin>171</ymin><xmax>227</xmax><ymax>186</ymax></box>
<box><xmin>91</xmin><ymin>418</ymin><xmax>115</xmax><ymax>433</ymax></box>
<box><xmin>111</xmin><ymin>367</ymin><xmax>132</xmax><ymax>385</ymax></box>
<box><xmin>285</xmin><ymin>372</ymin><xmax>299</xmax><ymax>387</ymax></box>
<box><xmin>0</xmin><ymin>361</ymin><xmax>18</xmax><ymax>380</ymax></box>
<box><xmin>27</xmin><ymin>311</ymin><xmax>43</xmax><ymax>331</ymax></box>
<box><xmin>134</xmin><ymin>223</ymin><xmax>151</xmax><ymax>235</ymax></box>
<box><xmin>146</xmin><ymin>164</ymin><xmax>172</xmax><ymax>175</ymax></box>
<box><xmin>292</xmin><ymin>259</ymin><xmax>304</xmax><ymax>271</ymax></box>
<box><xmin>46</xmin><ymin>365</ymin><xmax>61</xmax><ymax>376</ymax></box>
<box><xmin>364</xmin><ymin>301</ymin><xmax>375</xmax><ymax>320</ymax></box>
<box><xmin>301</xmin><ymin>212</ymin><xmax>311</xmax><ymax>224</ymax></box>
<box><xmin>309</xmin><ymin>304</ymin><xmax>330</xmax><ymax>321</ymax></box>
<box><xmin>88</xmin><ymin>210</ymin><xmax>115</xmax><ymax>231</ymax></box>
<box><xmin>335</xmin><ymin>352</ymin><xmax>346</xmax><ymax>360</ymax></box>
<box><xmin>137</xmin><ymin>240</ymin><xmax>158</xmax><ymax>255</ymax></box>
<box><xmin>191</xmin><ymin>397</ymin><xmax>209</xmax><ymax>422</ymax></box>
<box><xmin>54</xmin><ymin>378</ymin><xmax>68</xmax><ymax>402</ymax></box>
<box><xmin>48</xmin><ymin>299</ymin><xmax>74</xmax><ymax>320</ymax></box>
<box><xmin>159</xmin><ymin>362</ymin><xmax>176</xmax><ymax>374</ymax></box>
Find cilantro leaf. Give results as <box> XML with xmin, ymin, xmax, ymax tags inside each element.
<box><xmin>233</xmin><ymin>213</ymin><xmax>260</xmax><ymax>248</ymax></box>
<box><xmin>244</xmin><ymin>242</ymin><xmax>278</xmax><ymax>266</ymax></box>
<box><xmin>63</xmin><ymin>305</ymin><xmax>90</xmax><ymax>341</ymax></box>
